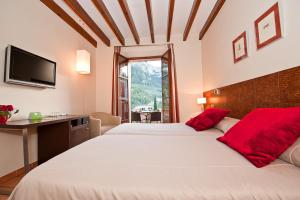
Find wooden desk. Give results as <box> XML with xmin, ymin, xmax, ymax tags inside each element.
<box><xmin>0</xmin><ymin>115</ymin><xmax>90</xmax><ymax>174</ymax></box>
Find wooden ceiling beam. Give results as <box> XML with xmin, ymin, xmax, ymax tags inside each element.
<box><xmin>118</xmin><ymin>0</ymin><xmax>140</xmax><ymax>44</ymax></box>
<box><xmin>166</xmin><ymin>0</ymin><xmax>175</xmax><ymax>42</ymax></box>
<box><xmin>199</xmin><ymin>0</ymin><xmax>225</xmax><ymax>40</ymax></box>
<box><xmin>63</xmin><ymin>0</ymin><xmax>110</xmax><ymax>46</ymax></box>
<box><xmin>92</xmin><ymin>0</ymin><xmax>125</xmax><ymax>45</ymax></box>
<box><xmin>183</xmin><ymin>0</ymin><xmax>201</xmax><ymax>41</ymax></box>
<box><xmin>145</xmin><ymin>0</ymin><xmax>155</xmax><ymax>43</ymax></box>
<box><xmin>41</xmin><ymin>0</ymin><xmax>98</xmax><ymax>47</ymax></box>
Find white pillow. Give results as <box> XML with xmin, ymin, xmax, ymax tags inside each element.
<box><xmin>279</xmin><ymin>138</ymin><xmax>300</xmax><ymax>167</ymax></box>
<box><xmin>215</xmin><ymin>117</ymin><xmax>239</xmax><ymax>133</ymax></box>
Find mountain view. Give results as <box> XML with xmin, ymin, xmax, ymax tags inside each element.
<box><xmin>130</xmin><ymin>61</ymin><xmax>162</xmax><ymax>111</ymax></box>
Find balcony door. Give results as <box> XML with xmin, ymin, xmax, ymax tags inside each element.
<box><xmin>113</xmin><ymin>44</ymin><xmax>179</xmax><ymax>123</ymax></box>
<box><xmin>161</xmin><ymin>51</ymin><xmax>171</xmax><ymax>123</ymax></box>
<box><xmin>118</xmin><ymin>54</ymin><xmax>129</xmax><ymax>123</ymax></box>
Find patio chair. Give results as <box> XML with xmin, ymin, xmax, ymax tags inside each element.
<box><xmin>150</xmin><ymin>112</ymin><xmax>162</xmax><ymax>123</ymax></box>
<box><xmin>131</xmin><ymin>112</ymin><xmax>142</xmax><ymax>123</ymax></box>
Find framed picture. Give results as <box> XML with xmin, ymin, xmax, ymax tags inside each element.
<box><xmin>232</xmin><ymin>31</ymin><xmax>248</xmax><ymax>63</ymax></box>
<box><xmin>255</xmin><ymin>2</ymin><xmax>282</xmax><ymax>49</ymax></box>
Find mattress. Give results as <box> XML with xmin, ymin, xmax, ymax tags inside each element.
<box><xmin>9</xmin><ymin>124</ymin><xmax>300</xmax><ymax>200</ymax></box>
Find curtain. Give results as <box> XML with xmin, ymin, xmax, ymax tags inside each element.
<box><xmin>168</xmin><ymin>44</ymin><xmax>180</xmax><ymax>123</ymax></box>
<box><xmin>111</xmin><ymin>46</ymin><xmax>120</xmax><ymax>115</ymax></box>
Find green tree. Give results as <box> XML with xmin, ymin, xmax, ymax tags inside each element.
<box><xmin>153</xmin><ymin>96</ymin><xmax>157</xmax><ymax>111</ymax></box>
<box><xmin>130</xmin><ymin>61</ymin><xmax>162</xmax><ymax>110</ymax></box>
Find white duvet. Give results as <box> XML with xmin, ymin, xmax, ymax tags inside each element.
<box><xmin>9</xmin><ymin>123</ymin><xmax>300</xmax><ymax>200</ymax></box>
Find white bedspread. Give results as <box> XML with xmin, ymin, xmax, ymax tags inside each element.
<box><xmin>9</xmin><ymin>124</ymin><xmax>300</xmax><ymax>200</ymax></box>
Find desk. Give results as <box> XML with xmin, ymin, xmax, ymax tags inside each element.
<box><xmin>0</xmin><ymin>115</ymin><xmax>89</xmax><ymax>174</ymax></box>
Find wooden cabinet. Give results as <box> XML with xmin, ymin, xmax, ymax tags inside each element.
<box><xmin>38</xmin><ymin>116</ymin><xmax>90</xmax><ymax>165</ymax></box>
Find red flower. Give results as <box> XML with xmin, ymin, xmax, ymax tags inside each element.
<box><xmin>0</xmin><ymin>116</ymin><xmax>8</xmax><ymax>124</ymax></box>
<box><xmin>0</xmin><ymin>105</ymin><xmax>7</xmax><ymax>111</ymax></box>
<box><xmin>7</xmin><ymin>105</ymin><xmax>14</xmax><ymax>111</ymax></box>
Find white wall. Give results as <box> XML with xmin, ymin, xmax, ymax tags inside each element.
<box><xmin>0</xmin><ymin>0</ymin><xmax>204</xmax><ymax>176</ymax></box>
<box><xmin>96</xmin><ymin>34</ymin><xmax>203</xmax><ymax>122</ymax></box>
<box><xmin>0</xmin><ymin>0</ymin><xmax>97</xmax><ymax>176</ymax></box>
<box><xmin>96</xmin><ymin>45</ymin><xmax>114</xmax><ymax>114</ymax></box>
<box><xmin>202</xmin><ymin>0</ymin><xmax>300</xmax><ymax>91</ymax></box>
<box><xmin>173</xmin><ymin>35</ymin><xmax>203</xmax><ymax>121</ymax></box>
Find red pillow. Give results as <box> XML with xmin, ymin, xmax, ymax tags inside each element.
<box><xmin>186</xmin><ymin>108</ymin><xmax>230</xmax><ymax>131</ymax></box>
<box><xmin>217</xmin><ymin>107</ymin><xmax>300</xmax><ymax>168</ymax></box>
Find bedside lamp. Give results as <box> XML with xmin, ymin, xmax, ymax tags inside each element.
<box><xmin>76</xmin><ymin>50</ymin><xmax>90</xmax><ymax>74</ymax></box>
<box><xmin>196</xmin><ymin>97</ymin><xmax>207</xmax><ymax>104</ymax></box>
<box><xmin>196</xmin><ymin>97</ymin><xmax>207</xmax><ymax>111</ymax></box>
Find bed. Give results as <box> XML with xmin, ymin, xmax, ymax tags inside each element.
<box><xmin>107</xmin><ymin>123</ymin><xmax>201</xmax><ymax>136</ymax></box>
<box><xmin>9</xmin><ymin>123</ymin><xmax>300</xmax><ymax>200</ymax></box>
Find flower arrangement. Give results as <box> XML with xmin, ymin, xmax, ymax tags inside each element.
<box><xmin>0</xmin><ymin>105</ymin><xmax>19</xmax><ymax>124</ymax></box>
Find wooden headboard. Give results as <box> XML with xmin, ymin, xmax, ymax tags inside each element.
<box><xmin>203</xmin><ymin>66</ymin><xmax>300</xmax><ymax>119</ymax></box>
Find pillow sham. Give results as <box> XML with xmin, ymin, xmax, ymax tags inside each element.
<box><xmin>217</xmin><ymin>107</ymin><xmax>300</xmax><ymax>168</ymax></box>
<box><xmin>215</xmin><ymin>117</ymin><xmax>240</xmax><ymax>133</ymax></box>
<box><xmin>279</xmin><ymin>138</ymin><xmax>300</xmax><ymax>167</ymax></box>
<box><xmin>186</xmin><ymin>108</ymin><xmax>230</xmax><ymax>131</ymax></box>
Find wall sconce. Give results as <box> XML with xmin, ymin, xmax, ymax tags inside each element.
<box><xmin>76</xmin><ymin>50</ymin><xmax>90</xmax><ymax>74</ymax></box>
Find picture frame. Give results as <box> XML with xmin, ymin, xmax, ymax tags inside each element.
<box><xmin>255</xmin><ymin>2</ymin><xmax>282</xmax><ymax>49</ymax></box>
<box><xmin>232</xmin><ymin>31</ymin><xmax>248</xmax><ymax>63</ymax></box>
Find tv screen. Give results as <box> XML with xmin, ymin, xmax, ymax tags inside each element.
<box><xmin>5</xmin><ymin>45</ymin><xmax>56</xmax><ymax>88</ymax></box>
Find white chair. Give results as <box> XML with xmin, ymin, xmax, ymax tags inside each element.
<box><xmin>89</xmin><ymin>112</ymin><xmax>121</xmax><ymax>137</ymax></box>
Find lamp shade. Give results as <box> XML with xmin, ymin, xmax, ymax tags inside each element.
<box><xmin>76</xmin><ymin>50</ymin><xmax>90</xmax><ymax>74</ymax></box>
<box><xmin>196</xmin><ymin>97</ymin><xmax>207</xmax><ymax>104</ymax></box>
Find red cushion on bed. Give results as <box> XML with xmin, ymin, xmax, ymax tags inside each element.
<box><xmin>186</xmin><ymin>108</ymin><xmax>230</xmax><ymax>131</ymax></box>
<box><xmin>217</xmin><ymin>107</ymin><xmax>300</xmax><ymax>168</ymax></box>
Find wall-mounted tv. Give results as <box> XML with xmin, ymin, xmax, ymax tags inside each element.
<box><xmin>5</xmin><ymin>45</ymin><xmax>56</xmax><ymax>88</ymax></box>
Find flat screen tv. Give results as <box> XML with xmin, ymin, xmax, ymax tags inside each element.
<box><xmin>5</xmin><ymin>45</ymin><xmax>56</xmax><ymax>88</ymax></box>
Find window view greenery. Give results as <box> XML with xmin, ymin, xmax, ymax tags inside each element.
<box><xmin>130</xmin><ymin>61</ymin><xmax>162</xmax><ymax>112</ymax></box>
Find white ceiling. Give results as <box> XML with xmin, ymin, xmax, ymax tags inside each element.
<box><xmin>53</xmin><ymin>0</ymin><xmax>218</xmax><ymax>46</ymax></box>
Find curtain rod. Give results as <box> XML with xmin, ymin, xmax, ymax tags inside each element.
<box><xmin>115</xmin><ymin>43</ymin><xmax>172</xmax><ymax>48</ymax></box>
